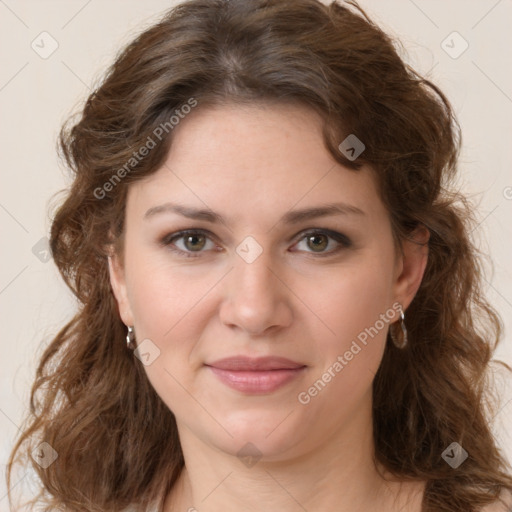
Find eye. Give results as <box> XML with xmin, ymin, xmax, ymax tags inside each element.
<box><xmin>159</xmin><ymin>228</ymin><xmax>352</xmax><ymax>258</ymax></box>
<box><xmin>292</xmin><ymin>229</ymin><xmax>352</xmax><ymax>256</ymax></box>
<box><xmin>160</xmin><ymin>229</ymin><xmax>218</xmax><ymax>258</ymax></box>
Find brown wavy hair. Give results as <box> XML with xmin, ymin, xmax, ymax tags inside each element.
<box><xmin>7</xmin><ymin>0</ymin><xmax>512</xmax><ymax>510</ymax></box>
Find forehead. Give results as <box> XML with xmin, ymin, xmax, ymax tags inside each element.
<box><xmin>170</xmin><ymin>102</ymin><xmax>335</xmax><ymax>169</ymax></box>
<box><xmin>127</xmin><ymin>103</ymin><xmax>386</xmax><ymax>228</ymax></box>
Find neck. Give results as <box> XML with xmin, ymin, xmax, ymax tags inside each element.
<box><xmin>163</xmin><ymin>396</ymin><xmax>425</xmax><ymax>511</ymax></box>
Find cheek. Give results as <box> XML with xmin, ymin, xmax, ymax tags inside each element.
<box><xmin>123</xmin><ymin>233</ymin><xmax>395</xmax><ymax>417</ymax></box>
<box><xmin>126</xmin><ymin>237</ymin><xmax>396</xmax><ymax>348</ymax></box>
<box><xmin>126</xmin><ymin>260</ymin><xmax>213</xmax><ymax>345</ymax></box>
<box><xmin>123</xmin><ymin>258</ymin><xmax>214</xmax><ymax>414</ymax></box>
<box><xmin>306</xmin><ymin>253</ymin><xmax>394</xmax><ymax>388</ymax></box>
<box><xmin>123</xmin><ymin>246</ymin><xmax>224</xmax><ymax>382</ymax></box>
<box><xmin>312</xmin><ymin>254</ymin><xmax>394</xmax><ymax>338</ymax></box>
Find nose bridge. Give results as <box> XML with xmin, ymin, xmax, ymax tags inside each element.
<box><xmin>235</xmin><ymin>246</ymin><xmax>276</xmax><ymax>296</ymax></box>
<box><xmin>220</xmin><ymin>238</ymin><xmax>292</xmax><ymax>335</ymax></box>
<box><xmin>233</xmin><ymin>233</ymin><xmax>278</xmax><ymax>290</ymax></box>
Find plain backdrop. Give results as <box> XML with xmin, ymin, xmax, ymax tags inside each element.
<box><xmin>1</xmin><ymin>0</ymin><xmax>511</xmax><ymax>508</ymax></box>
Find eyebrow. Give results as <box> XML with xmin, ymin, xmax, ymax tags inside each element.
<box><xmin>143</xmin><ymin>201</ymin><xmax>365</xmax><ymax>225</ymax></box>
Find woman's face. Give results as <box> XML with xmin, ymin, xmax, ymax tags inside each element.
<box><xmin>109</xmin><ymin>102</ymin><xmax>427</xmax><ymax>460</ymax></box>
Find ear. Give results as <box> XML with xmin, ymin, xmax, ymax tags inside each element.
<box><xmin>107</xmin><ymin>251</ymin><xmax>134</xmax><ymax>326</ymax></box>
<box><xmin>392</xmin><ymin>225</ymin><xmax>430</xmax><ymax>313</ymax></box>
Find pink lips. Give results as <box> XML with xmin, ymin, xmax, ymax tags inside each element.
<box><xmin>205</xmin><ymin>356</ymin><xmax>307</xmax><ymax>394</ymax></box>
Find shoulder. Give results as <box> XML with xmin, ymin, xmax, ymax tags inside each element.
<box><xmin>480</xmin><ymin>488</ymin><xmax>512</xmax><ymax>512</ymax></box>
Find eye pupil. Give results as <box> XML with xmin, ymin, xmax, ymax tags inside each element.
<box><xmin>163</xmin><ymin>229</ymin><xmax>348</xmax><ymax>258</ymax></box>
<box><xmin>307</xmin><ymin>234</ymin><xmax>328</xmax><ymax>252</ymax></box>
<box><xmin>185</xmin><ymin>234</ymin><xmax>206</xmax><ymax>251</ymax></box>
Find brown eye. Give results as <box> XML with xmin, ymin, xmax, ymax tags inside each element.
<box><xmin>306</xmin><ymin>233</ymin><xmax>329</xmax><ymax>252</ymax></box>
<box><xmin>160</xmin><ymin>230</ymin><xmax>217</xmax><ymax>258</ymax></box>
<box><xmin>293</xmin><ymin>229</ymin><xmax>352</xmax><ymax>256</ymax></box>
<box><xmin>182</xmin><ymin>233</ymin><xmax>207</xmax><ymax>252</ymax></box>
<box><xmin>160</xmin><ymin>228</ymin><xmax>352</xmax><ymax>259</ymax></box>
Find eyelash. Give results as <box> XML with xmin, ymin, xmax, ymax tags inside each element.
<box><xmin>159</xmin><ymin>228</ymin><xmax>352</xmax><ymax>259</ymax></box>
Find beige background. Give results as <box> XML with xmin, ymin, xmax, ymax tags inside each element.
<box><xmin>1</xmin><ymin>0</ymin><xmax>511</xmax><ymax>507</ymax></box>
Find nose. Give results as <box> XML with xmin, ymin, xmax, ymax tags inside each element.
<box><xmin>219</xmin><ymin>249</ymin><xmax>293</xmax><ymax>337</ymax></box>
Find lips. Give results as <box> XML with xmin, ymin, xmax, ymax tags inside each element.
<box><xmin>205</xmin><ymin>356</ymin><xmax>307</xmax><ymax>394</ymax></box>
<box><xmin>206</xmin><ymin>356</ymin><xmax>305</xmax><ymax>371</ymax></box>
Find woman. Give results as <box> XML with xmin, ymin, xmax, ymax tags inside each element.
<box><xmin>7</xmin><ymin>0</ymin><xmax>512</xmax><ymax>510</ymax></box>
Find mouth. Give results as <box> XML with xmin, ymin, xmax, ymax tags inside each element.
<box><xmin>205</xmin><ymin>356</ymin><xmax>307</xmax><ymax>394</ymax></box>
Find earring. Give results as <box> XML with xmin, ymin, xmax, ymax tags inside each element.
<box><xmin>126</xmin><ymin>326</ymin><xmax>136</xmax><ymax>350</ymax></box>
<box><xmin>389</xmin><ymin>306</ymin><xmax>408</xmax><ymax>349</ymax></box>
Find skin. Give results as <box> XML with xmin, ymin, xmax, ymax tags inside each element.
<box><xmin>109</xmin><ymin>102</ymin><xmax>430</xmax><ymax>511</ymax></box>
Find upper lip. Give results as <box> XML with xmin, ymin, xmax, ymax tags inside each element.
<box><xmin>206</xmin><ymin>356</ymin><xmax>306</xmax><ymax>371</ymax></box>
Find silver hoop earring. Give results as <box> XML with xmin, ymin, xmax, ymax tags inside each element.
<box><xmin>390</xmin><ymin>306</ymin><xmax>408</xmax><ymax>349</ymax></box>
<box><xmin>126</xmin><ymin>326</ymin><xmax>136</xmax><ymax>350</ymax></box>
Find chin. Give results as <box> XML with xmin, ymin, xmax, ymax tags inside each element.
<box><xmin>202</xmin><ymin>409</ymin><xmax>308</xmax><ymax>460</ymax></box>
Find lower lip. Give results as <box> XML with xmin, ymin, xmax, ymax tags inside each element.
<box><xmin>207</xmin><ymin>366</ymin><xmax>306</xmax><ymax>394</ymax></box>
